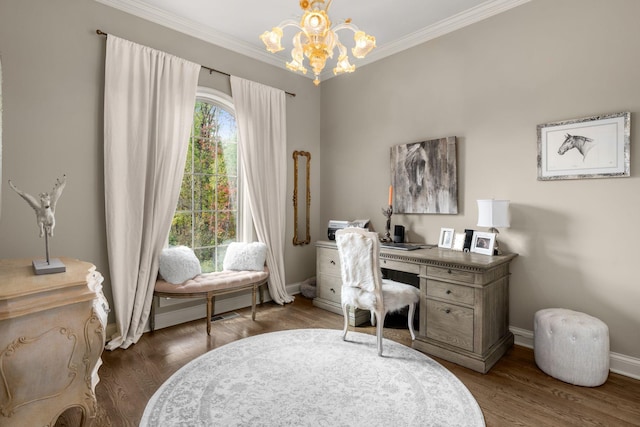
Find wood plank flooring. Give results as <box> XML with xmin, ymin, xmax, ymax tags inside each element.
<box><xmin>57</xmin><ymin>296</ymin><xmax>640</xmax><ymax>426</ymax></box>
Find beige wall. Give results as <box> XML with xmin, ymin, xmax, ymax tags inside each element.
<box><xmin>320</xmin><ymin>0</ymin><xmax>640</xmax><ymax>359</ymax></box>
<box><xmin>1</xmin><ymin>0</ymin><xmax>639</xmax><ymax>364</ymax></box>
<box><xmin>0</xmin><ymin>0</ymin><xmax>321</xmax><ymax>324</ymax></box>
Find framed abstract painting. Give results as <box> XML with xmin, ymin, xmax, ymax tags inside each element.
<box><xmin>390</xmin><ymin>136</ymin><xmax>458</xmax><ymax>214</ymax></box>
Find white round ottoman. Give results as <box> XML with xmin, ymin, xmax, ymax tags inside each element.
<box><xmin>534</xmin><ymin>308</ymin><xmax>609</xmax><ymax>387</ymax></box>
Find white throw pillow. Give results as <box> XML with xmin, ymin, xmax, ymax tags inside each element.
<box><xmin>223</xmin><ymin>242</ymin><xmax>267</xmax><ymax>271</ymax></box>
<box><xmin>158</xmin><ymin>246</ymin><xmax>202</xmax><ymax>285</ymax></box>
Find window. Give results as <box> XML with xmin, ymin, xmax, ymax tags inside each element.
<box><xmin>169</xmin><ymin>88</ymin><xmax>239</xmax><ymax>273</ymax></box>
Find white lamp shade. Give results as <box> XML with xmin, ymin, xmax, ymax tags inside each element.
<box><xmin>477</xmin><ymin>199</ymin><xmax>510</xmax><ymax>228</ymax></box>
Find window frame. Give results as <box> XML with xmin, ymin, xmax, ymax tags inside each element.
<box><xmin>170</xmin><ymin>87</ymin><xmax>245</xmax><ymax>272</ymax></box>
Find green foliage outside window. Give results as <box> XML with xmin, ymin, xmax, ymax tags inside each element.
<box><xmin>169</xmin><ymin>99</ymin><xmax>238</xmax><ymax>272</ymax></box>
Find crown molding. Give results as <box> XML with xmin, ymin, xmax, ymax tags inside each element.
<box><xmin>322</xmin><ymin>0</ymin><xmax>532</xmax><ymax>80</ymax></box>
<box><xmin>95</xmin><ymin>0</ymin><xmax>531</xmax><ymax>82</ymax></box>
<box><xmin>94</xmin><ymin>0</ymin><xmax>284</xmax><ymax>69</ymax></box>
<box><xmin>363</xmin><ymin>0</ymin><xmax>531</xmax><ymax>65</ymax></box>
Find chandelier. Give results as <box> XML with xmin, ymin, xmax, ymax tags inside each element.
<box><xmin>260</xmin><ymin>0</ymin><xmax>376</xmax><ymax>86</ymax></box>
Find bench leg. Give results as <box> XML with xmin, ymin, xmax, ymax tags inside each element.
<box><xmin>251</xmin><ymin>285</ymin><xmax>257</xmax><ymax>321</ymax></box>
<box><xmin>207</xmin><ymin>295</ymin><xmax>215</xmax><ymax>335</ymax></box>
<box><xmin>150</xmin><ymin>295</ymin><xmax>156</xmax><ymax>332</ymax></box>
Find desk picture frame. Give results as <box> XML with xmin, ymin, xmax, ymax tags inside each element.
<box><xmin>438</xmin><ymin>228</ymin><xmax>454</xmax><ymax>248</ymax></box>
<box><xmin>452</xmin><ymin>232</ymin><xmax>466</xmax><ymax>251</ymax></box>
<box><xmin>471</xmin><ymin>231</ymin><xmax>495</xmax><ymax>255</ymax></box>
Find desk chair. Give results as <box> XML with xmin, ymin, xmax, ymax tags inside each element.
<box><xmin>335</xmin><ymin>228</ymin><xmax>420</xmax><ymax>356</ymax></box>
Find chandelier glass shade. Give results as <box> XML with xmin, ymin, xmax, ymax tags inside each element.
<box><xmin>260</xmin><ymin>0</ymin><xmax>376</xmax><ymax>86</ymax></box>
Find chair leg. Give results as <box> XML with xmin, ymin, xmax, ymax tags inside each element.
<box><xmin>377</xmin><ymin>311</ymin><xmax>387</xmax><ymax>356</ymax></box>
<box><xmin>370</xmin><ymin>311</ymin><xmax>376</xmax><ymax>326</ymax></box>
<box><xmin>342</xmin><ymin>303</ymin><xmax>350</xmax><ymax>340</ymax></box>
<box><xmin>407</xmin><ymin>303</ymin><xmax>417</xmax><ymax>340</ymax></box>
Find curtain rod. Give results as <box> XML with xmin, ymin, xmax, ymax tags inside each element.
<box><xmin>96</xmin><ymin>30</ymin><xmax>296</xmax><ymax>97</ymax></box>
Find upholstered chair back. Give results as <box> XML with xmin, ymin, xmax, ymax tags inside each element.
<box><xmin>335</xmin><ymin>228</ymin><xmax>384</xmax><ymax>314</ymax></box>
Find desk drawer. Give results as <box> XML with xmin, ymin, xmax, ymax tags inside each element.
<box><xmin>317</xmin><ymin>248</ymin><xmax>341</xmax><ymax>277</ymax></box>
<box><xmin>380</xmin><ymin>257</ymin><xmax>420</xmax><ymax>274</ymax></box>
<box><xmin>426</xmin><ymin>299</ymin><xmax>473</xmax><ymax>351</ymax></box>
<box><xmin>316</xmin><ymin>274</ymin><xmax>342</xmax><ymax>304</ymax></box>
<box><xmin>427</xmin><ymin>266</ymin><xmax>475</xmax><ymax>284</ymax></box>
<box><xmin>427</xmin><ymin>280</ymin><xmax>474</xmax><ymax>306</ymax></box>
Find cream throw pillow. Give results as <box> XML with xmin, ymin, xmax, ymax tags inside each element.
<box><xmin>158</xmin><ymin>246</ymin><xmax>202</xmax><ymax>285</ymax></box>
<box><xmin>223</xmin><ymin>242</ymin><xmax>267</xmax><ymax>271</ymax></box>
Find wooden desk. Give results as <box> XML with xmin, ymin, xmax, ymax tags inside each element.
<box><xmin>0</xmin><ymin>257</ymin><xmax>109</xmax><ymax>426</ymax></box>
<box><xmin>315</xmin><ymin>241</ymin><xmax>517</xmax><ymax>373</ymax></box>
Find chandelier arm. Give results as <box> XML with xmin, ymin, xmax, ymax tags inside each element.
<box><xmin>276</xmin><ymin>20</ymin><xmax>303</xmax><ymax>31</ymax></box>
<box><xmin>333</xmin><ymin>36</ymin><xmax>345</xmax><ymax>55</ymax></box>
<box><xmin>331</xmin><ymin>22</ymin><xmax>360</xmax><ymax>34</ymax></box>
<box><xmin>323</xmin><ymin>31</ymin><xmax>341</xmax><ymax>59</ymax></box>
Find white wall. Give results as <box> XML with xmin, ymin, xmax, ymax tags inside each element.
<box><xmin>320</xmin><ymin>0</ymin><xmax>640</xmax><ymax>360</ymax></box>
<box><xmin>0</xmin><ymin>0</ymin><xmax>321</xmax><ymax>324</ymax></box>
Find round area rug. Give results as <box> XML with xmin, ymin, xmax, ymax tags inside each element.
<box><xmin>140</xmin><ymin>329</ymin><xmax>485</xmax><ymax>427</ymax></box>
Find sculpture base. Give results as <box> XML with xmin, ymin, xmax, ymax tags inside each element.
<box><xmin>33</xmin><ymin>258</ymin><xmax>66</xmax><ymax>275</ymax></box>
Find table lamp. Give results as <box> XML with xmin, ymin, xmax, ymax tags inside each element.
<box><xmin>477</xmin><ymin>199</ymin><xmax>510</xmax><ymax>255</ymax></box>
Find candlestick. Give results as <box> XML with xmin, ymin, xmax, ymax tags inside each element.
<box><xmin>380</xmin><ymin>205</ymin><xmax>393</xmax><ymax>242</ymax></box>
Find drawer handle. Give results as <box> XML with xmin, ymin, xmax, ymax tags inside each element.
<box><xmin>330</xmin><ymin>260</ymin><xmax>336</xmax><ymax>265</ymax></box>
<box><xmin>330</xmin><ymin>288</ymin><xmax>336</xmax><ymax>294</ymax></box>
<box><xmin>447</xmin><ymin>269</ymin><xmax>452</xmax><ymax>274</ymax></box>
<box><xmin>446</xmin><ymin>290</ymin><xmax>452</xmax><ymax>295</ymax></box>
<box><xmin>445</xmin><ymin>308</ymin><xmax>451</xmax><ymax>314</ymax></box>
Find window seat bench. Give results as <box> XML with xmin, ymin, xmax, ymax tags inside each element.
<box><xmin>150</xmin><ymin>268</ymin><xmax>269</xmax><ymax>335</ymax></box>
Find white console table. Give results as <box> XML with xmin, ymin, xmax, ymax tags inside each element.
<box><xmin>0</xmin><ymin>257</ymin><xmax>108</xmax><ymax>426</ymax></box>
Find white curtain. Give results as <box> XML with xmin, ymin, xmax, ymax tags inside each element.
<box><xmin>0</xmin><ymin>57</ymin><xmax>3</xmax><ymax>220</ymax></box>
<box><xmin>104</xmin><ymin>36</ymin><xmax>200</xmax><ymax>349</ymax></box>
<box><xmin>230</xmin><ymin>76</ymin><xmax>293</xmax><ymax>305</ymax></box>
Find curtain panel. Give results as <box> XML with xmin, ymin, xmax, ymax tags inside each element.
<box><xmin>230</xmin><ymin>76</ymin><xmax>293</xmax><ymax>305</ymax></box>
<box><xmin>0</xmin><ymin>57</ymin><xmax>3</xmax><ymax>219</ymax></box>
<box><xmin>104</xmin><ymin>35</ymin><xmax>200</xmax><ymax>350</ymax></box>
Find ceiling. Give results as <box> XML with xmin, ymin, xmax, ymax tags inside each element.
<box><xmin>97</xmin><ymin>0</ymin><xmax>529</xmax><ymax>81</ymax></box>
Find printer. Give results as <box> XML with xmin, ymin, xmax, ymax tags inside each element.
<box><xmin>327</xmin><ymin>220</ymin><xmax>349</xmax><ymax>240</ymax></box>
<box><xmin>327</xmin><ymin>219</ymin><xmax>370</xmax><ymax>240</ymax></box>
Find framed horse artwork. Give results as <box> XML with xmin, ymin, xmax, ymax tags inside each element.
<box><xmin>537</xmin><ymin>112</ymin><xmax>630</xmax><ymax>180</ymax></box>
<box><xmin>390</xmin><ymin>136</ymin><xmax>458</xmax><ymax>214</ymax></box>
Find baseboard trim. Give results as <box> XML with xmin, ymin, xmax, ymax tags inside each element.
<box><xmin>510</xmin><ymin>326</ymin><xmax>640</xmax><ymax>381</ymax></box>
<box><xmin>608</xmin><ymin>353</ymin><xmax>640</xmax><ymax>380</ymax></box>
<box><xmin>511</xmin><ymin>326</ymin><xmax>534</xmax><ymax>348</ymax></box>
<box><xmin>108</xmin><ymin>295</ymin><xmax>639</xmax><ymax>381</ymax></box>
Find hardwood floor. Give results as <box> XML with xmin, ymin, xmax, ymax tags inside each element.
<box><xmin>60</xmin><ymin>296</ymin><xmax>640</xmax><ymax>426</ymax></box>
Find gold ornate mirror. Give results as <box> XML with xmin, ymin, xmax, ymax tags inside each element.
<box><xmin>292</xmin><ymin>150</ymin><xmax>311</xmax><ymax>245</ymax></box>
